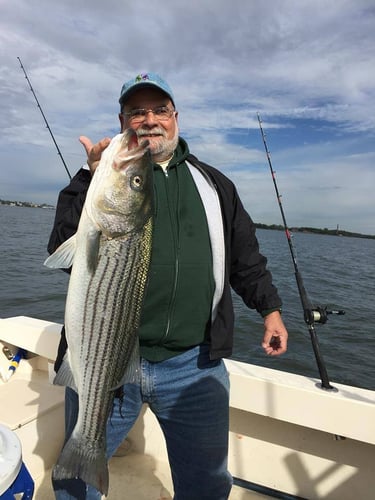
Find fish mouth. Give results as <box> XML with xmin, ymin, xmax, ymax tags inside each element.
<box><xmin>121</xmin><ymin>128</ymin><xmax>150</xmax><ymax>163</ymax></box>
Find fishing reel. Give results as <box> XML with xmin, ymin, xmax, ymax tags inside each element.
<box><xmin>304</xmin><ymin>306</ymin><xmax>345</xmax><ymax>325</ymax></box>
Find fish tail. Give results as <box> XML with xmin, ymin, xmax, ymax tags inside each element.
<box><xmin>52</xmin><ymin>435</ymin><xmax>109</xmax><ymax>496</ymax></box>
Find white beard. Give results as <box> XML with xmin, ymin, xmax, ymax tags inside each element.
<box><xmin>136</xmin><ymin>127</ymin><xmax>179</xmax><ymax>162</ymax></box>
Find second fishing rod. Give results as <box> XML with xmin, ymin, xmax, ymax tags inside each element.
<box><xmin>257</xmin><ymin>113</ymin><xmax>345</xmax><ymax>391</ymax></box>
<box><xmin>18</xmin><ymin>56</ymin><xmax>72</xmax><ymax>180</ymax></box>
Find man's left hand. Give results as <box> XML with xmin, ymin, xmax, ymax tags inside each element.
<box><xmin>261</xmin><ymin>311</ymin><xmax>288</xmax><ymax>356</ymax></box>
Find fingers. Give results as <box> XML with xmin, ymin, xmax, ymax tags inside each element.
<box><xmin>79</xmin><ymin>136</ymin><xmax>94</xmax><ymax>156</ymax></box>
<box><xmin>79</xmin><ymin>136</ymin><xmax>111</xmax><ymax>175</ymax></box>
<box><xmin>262</xmin><ymin>333</ymin><xmax>288</xmax><ymax>356</ymax></box>
<box><xmin>262</xmin><ymin>311</ymin><xmax>288</xmax><ymax>356</ymax></box>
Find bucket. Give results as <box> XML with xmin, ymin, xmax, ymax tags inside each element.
<box><xmin>0</xmin><ymin>424</ymin><xmax>34</xmax><ymax>499</ymax></box>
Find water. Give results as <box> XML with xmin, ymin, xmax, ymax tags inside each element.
<box><xmin>1</xmin><ymin>206</ymin><xmax>69</xmax><ymax>322</ymax></box>
<box><xmin>1</xmin><ymin>205</ymin><xmax>374</xmax><ymax>390</ymax></box>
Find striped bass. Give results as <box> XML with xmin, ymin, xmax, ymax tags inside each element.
<box><xmin>44</xmin><ymin>129</ymin><xmax>153</xmax><ymax>495</ymax></box>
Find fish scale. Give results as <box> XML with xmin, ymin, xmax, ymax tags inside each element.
<box><xmin>74</xmin><ymin>224</ymin><xmax>151</xmax><ymax>447</ymax></box>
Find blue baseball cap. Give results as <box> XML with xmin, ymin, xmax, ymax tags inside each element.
<box><xmin>119</xmin><ymin>72</ymin><xmax>175</xmax><ymax>107</ymax></box>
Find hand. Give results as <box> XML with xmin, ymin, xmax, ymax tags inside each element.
<box><xmin>79</xmin><ymin>136</ymin><xmax>111</xmax><ymax>175</ymax></box>
<box><xmin>261</xmin><ymin>310</ymin><xmax>288</xmax><ymax>356</ymax></box>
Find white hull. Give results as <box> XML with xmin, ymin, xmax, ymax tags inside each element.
<box><xmin>1</xmin><ymin>316</ymin><xmax>374</xmax><ymax>499</ymax></box>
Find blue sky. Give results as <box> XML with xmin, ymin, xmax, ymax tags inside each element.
<box><xmin>1</xmin><ymin>0</ymin><xmax>374</xmax><ymax>234</ymax></box>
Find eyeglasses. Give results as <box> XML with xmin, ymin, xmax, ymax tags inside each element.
<box><xmin>122</xmin><ymin>105</ymin><xmax>175</xmax><ymax>124</ymax></box>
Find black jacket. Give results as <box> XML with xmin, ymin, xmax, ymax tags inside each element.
<box><xmin>48</xmin><ymin>150</ymin><xmax>282</xmax><ymax>366</ymax></box>
<box><xmin>187</xmin><ymin>154</ymin><xmax>282</xmax><ymax>358</ymax></box>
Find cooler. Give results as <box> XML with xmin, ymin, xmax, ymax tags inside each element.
<box><xmin>0</xmin><ymin>424</ymin><xmax>34</xmax><ymax>499</ymax></box>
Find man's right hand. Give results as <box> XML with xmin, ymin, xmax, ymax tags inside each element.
<box><xmin>79</xmin><ymin>136</ymin><xmax>111</xmax><ymax>175</ymax></box>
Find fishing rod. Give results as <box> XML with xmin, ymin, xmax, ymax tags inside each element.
<box><xmin>17</xmin><ymin>57</ymin><xmax>72</xmax><ymax>180</ymax></box>
<box><xmin>257</xmin><ymin>113</ymin><xmax>345</xmax><ymax>391</ymax></box>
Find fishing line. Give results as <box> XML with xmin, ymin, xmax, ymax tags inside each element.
<box><xmin>257</xmin><ymin>113</ymin><xmax>344</xmax><ymax>391</ymax></box>
<box><xmin>17</xmin><ymin>57</ymin><xmax>72</xmax><ymax>180</ymax></box>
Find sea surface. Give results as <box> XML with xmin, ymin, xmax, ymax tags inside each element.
<box><xmin>1</xmin><ymin>205</ymin><xmax>374</xmax><ymax>391</ymax></box>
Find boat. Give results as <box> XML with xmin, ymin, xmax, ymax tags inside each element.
<box><xmin>0</xmin><ymin>315</ymin><xmax>374</xmax><ymax>499</ymax></box>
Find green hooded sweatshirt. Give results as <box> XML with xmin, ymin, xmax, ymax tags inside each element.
<box><xmin>138</xmin><ymin>138</ymin><xmax>215</xmax><ymax>361</ymax></box>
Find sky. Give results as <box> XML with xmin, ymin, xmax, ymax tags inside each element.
<box><xmin>1</xmin><ymin>0</ymin><xmax>374</xmax><ymax>235</ymax></box>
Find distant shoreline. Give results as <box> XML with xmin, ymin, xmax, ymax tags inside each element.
<box><xmin>0</xmin><ymin>199</ymin><xmax>55</xmax><ymax>210</ymax></box>
<box><xmin>1</xmin><ymin>199</ymin><xmax>373</xmax><ymax>240</ymax></box>
<box><xmin>255</xmin><ymin>223</ymin><xmax>375</xmax><ymax>240</ymax></box>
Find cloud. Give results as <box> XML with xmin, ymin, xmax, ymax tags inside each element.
<box><xmin>1</xmin><ymin>0</ymin><xmax>374</xmax><ymax>234</ymax></box>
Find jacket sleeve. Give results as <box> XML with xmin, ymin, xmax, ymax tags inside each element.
<box><xmin>227</xmin><ymin>186</ymin><xmax>282</xmax><ymax>313</ymax></box>
<box><xmin>47</xmin><ymin>168</ymin><xmax>92</xmax><ymax>254</ymax></box>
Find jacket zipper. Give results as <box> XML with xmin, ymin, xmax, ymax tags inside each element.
<box><xmin>162</xmin><ymin>168</ymin><xmax>179</xmax><ymax>340</ymax></box>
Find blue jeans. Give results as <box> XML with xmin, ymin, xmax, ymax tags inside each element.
<box><xmin>52</xmin><ymin>345</ymin><xmax>232</xmax><ymax>499</ymax></box>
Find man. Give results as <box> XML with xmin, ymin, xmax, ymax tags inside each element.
<box><xmin>48</xmin><ymin>72</ymin><xmax>288</xmax><ymax>500</ymax></box>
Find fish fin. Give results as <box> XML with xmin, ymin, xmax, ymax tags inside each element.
<box><xmin>53</xmin><ymin>358</ymin><xmax>78</xmax><ymax>392</ymax></box>
<box><xmin>44</xmin><ymin>235</ymin><xmax>77</xmax><ymax>269</ymax></box>
<box><xmin>52</xmin><ymin>434</ymin><xmax>109</xmax><ymax>496</ymax></box>
<box><xmin>86</xmin><ymin>228</ymin><xmax>101</xmax><ymax>273</ymax></box>
<box><xmin>111</xmin><ymin>341</ymin><xmax>141</xmax><ymax>390</ymax></box>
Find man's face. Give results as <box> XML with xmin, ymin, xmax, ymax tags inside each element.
<box><xmin>119</xmin><ymin>87</ymin><xmax>179</xmax><ymax>162</ymax></box>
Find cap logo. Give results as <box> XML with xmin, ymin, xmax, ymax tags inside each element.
<box><xmin>136</xmin><ymin>73</ymin><xmax>150</xmax><ymax>82</ymax></box>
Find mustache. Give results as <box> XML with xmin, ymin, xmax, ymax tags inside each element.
<box><xmin>136</xmin><ymin>127</ymin><xmax>166</xmax><ymax>138</ymax></box>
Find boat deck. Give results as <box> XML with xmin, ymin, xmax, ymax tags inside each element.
<box><xmin>34</xmin><ymin>453</ymin><xmax>272</xmax><ymax>499</ymax></box>
<box><xmin>2</xmin><ymin>317</ymin><xmax>375</xmax><ymax>500</ymax></box>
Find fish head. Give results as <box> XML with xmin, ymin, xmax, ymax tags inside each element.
<box><xmin>93</xmin><ymin>129</ymin><xmax>153</xmax><ymax>237</ymax></box>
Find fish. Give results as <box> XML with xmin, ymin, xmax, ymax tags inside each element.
<box><xmin>44</xmin><ymin>129</ymin><xmax>153</xmax><ymax>496</ymax></box>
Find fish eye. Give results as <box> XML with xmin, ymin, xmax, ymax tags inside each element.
<box><xmin>131</xmin><ymin>175</ymin><xmax>143</xmax><ymax>190</ymax></box>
